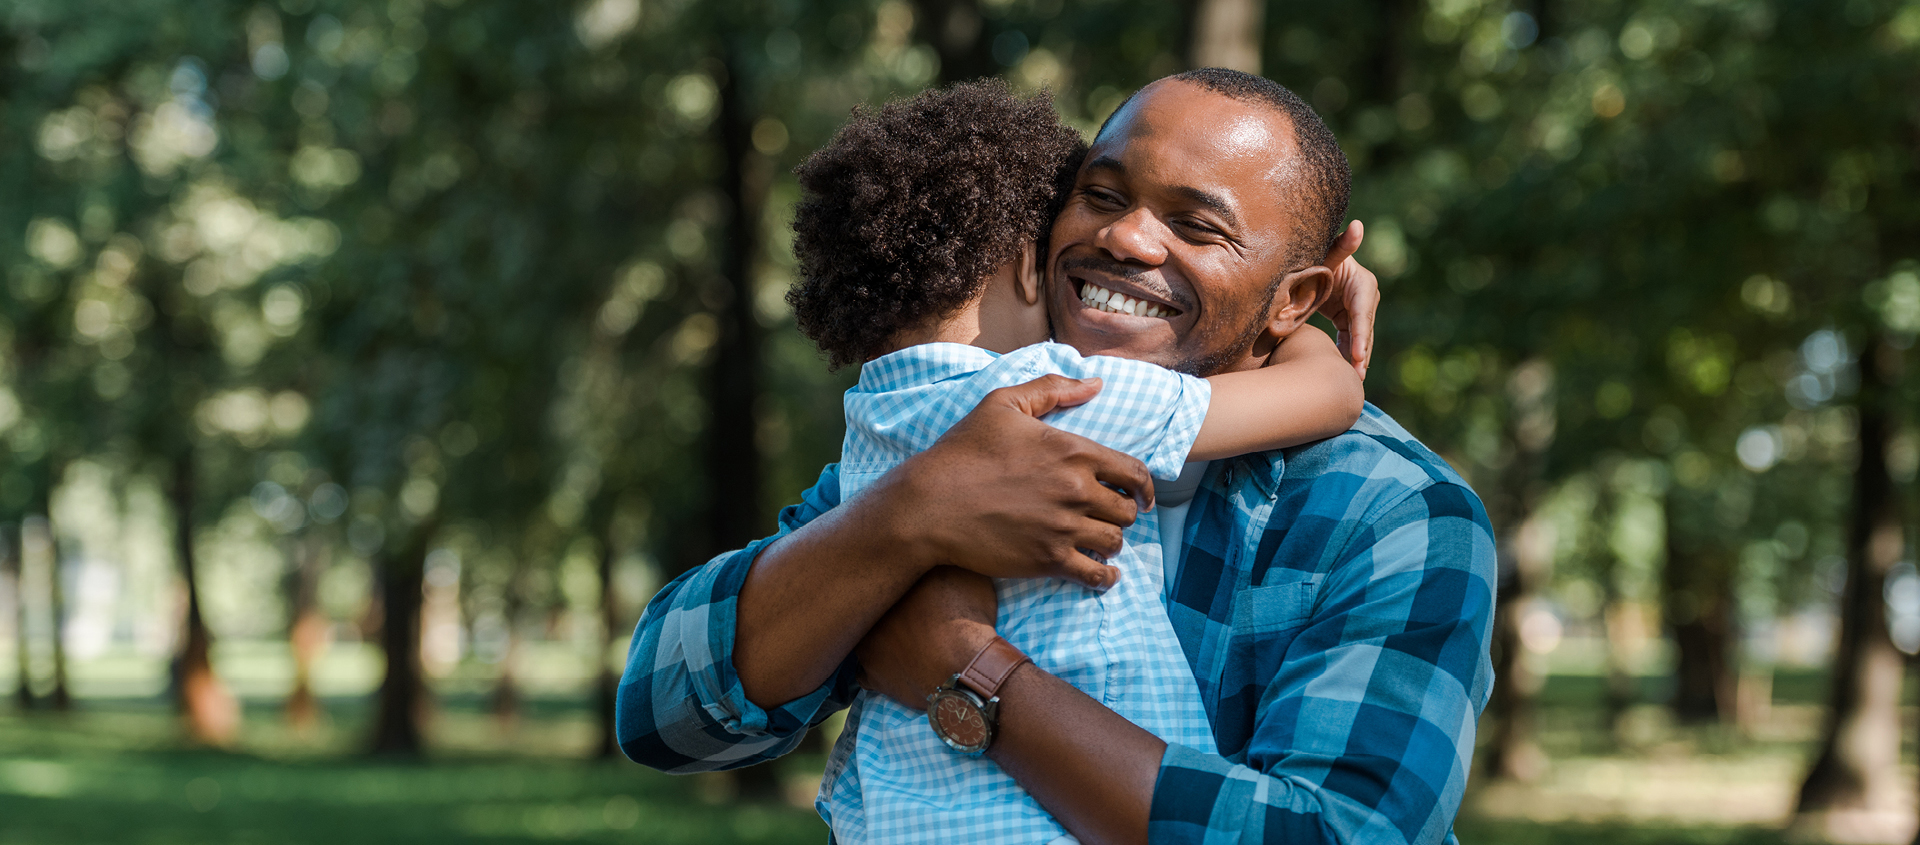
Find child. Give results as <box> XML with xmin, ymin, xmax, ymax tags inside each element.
<box><xmin>787</xmin><ymin>80</ymin><xmax>1364</xmax><ymax>844</ymax></box>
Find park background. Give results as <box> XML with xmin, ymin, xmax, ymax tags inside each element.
<box><xmin>3</xmin><ymin>0</ymin><xmax>1918</xmax><ymax>842</ymax></box>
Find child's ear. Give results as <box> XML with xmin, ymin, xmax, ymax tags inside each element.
<box><xmin>1016</xmin><ymin>241</ymin><xmax>1042</xmax><ymax>306</ymax></box>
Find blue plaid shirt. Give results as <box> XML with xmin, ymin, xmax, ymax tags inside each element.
<box><xmin>617</xmin><ymin>403</ymin><xmax>1497</xmax><ymax>845</ymax></box>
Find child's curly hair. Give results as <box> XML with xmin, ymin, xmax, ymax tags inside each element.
<box><xmin>788</xmin><ymin>79</ymin><xmax>1087</xmax><ymax>369</ymax></box>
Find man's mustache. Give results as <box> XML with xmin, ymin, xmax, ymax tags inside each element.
<box><xmin>1058</xmin><ymin>254</ymin><xmax>1188</xmax><ymax>309</ymax></box>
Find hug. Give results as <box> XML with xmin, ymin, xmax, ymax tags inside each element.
<box><xmin>616</xmin><ymin>68</ymin><xmax>1497</xmax><ymax>845</ymax></box>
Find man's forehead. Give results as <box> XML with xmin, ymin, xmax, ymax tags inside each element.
<box><xmin>1090</xmin><ymin>80</ymin><xmax>1299</xmax><ymax>193</ymax></box>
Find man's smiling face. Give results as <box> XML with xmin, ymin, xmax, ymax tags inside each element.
<box><xmin>1047</xmin><ymin>79</ymin><xmax>1314</xmax><ymax>377</ymax></box>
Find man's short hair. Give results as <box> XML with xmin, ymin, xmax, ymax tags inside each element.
<box><xmin>1099</xmin><ymin>68</ymin><xmax>1351</xmax><ymax>270</ymax></box>
<box><xmin>788</xmin><ymin>79</ymin><xmax>1087</xmax><ymax>369</ymax></box>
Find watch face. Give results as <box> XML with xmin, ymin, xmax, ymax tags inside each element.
<box><xmin>931</xmin><ymin>692</ymin><xmax>989</xmax><ymax>751</ymax></box>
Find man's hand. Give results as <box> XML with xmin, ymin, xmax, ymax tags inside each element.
<box><xmin>875</xmin><ymin>374</ymin><xmax>1155</xmax><ymax>590</ymax></box>
<box><xmin>734</xmin><ymin>373</ymin><xmax>1151</xmax><ymax>708</ymax></box>
<box><xmin>855</xmin><ymin>566</ymin><xmax>999</xmax><ymax>710</ymax></box>
<box><xmin>1315</xmin><ymin>220</ymin><xmax>1380</xmax><ymax>379</ymax></box>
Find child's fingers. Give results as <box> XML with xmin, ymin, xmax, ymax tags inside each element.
<box><xmin>1324</xmin><ymin>220</ymin><xmax>1364</xmax><ymax>269</ymax></box>
<box><xmin>1344</xmin><ymin>266</ymin><xmax>1379</xmax><ymax>378</ymax></box>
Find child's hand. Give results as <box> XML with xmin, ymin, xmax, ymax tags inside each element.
<box><xmin>1315</xmin><ymin>220</ymin><xmax>1379</xmax><ymax>379</ymax></box>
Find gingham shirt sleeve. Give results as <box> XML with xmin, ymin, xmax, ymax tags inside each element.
<box><xmin>1148</xmin><ymin>482</ymin><xmax>1497</xmax><ymax>845</ymax></box>
<box><xmin>614</xmin><ymin>465</ymin><xmax>857</xmax><ymax>772</ymax></box>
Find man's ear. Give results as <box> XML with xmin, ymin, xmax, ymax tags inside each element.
<box><xmin>1015</xmin><ymin>241</ymin><xmax>1042</xmax><ymax>305</ymax></box>
<box><xmin>1264</xmin><ymin>264</ymin><xmax>1335</xmax><ymax>338</ymax></box>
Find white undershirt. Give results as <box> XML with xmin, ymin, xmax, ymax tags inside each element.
<box><xmin>1155</xmin><ymin>461</ymin><xmax>1210</xmax><ymax>599</ymax></box>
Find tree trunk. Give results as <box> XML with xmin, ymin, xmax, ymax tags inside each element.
<box><xmin>1913</xmin><ymin>697</ymin><xmax>1920</xmax><ymax>845</ymax></box>
<box><xmin>1591</xmin><ymin>488</ymin><xmax>1639</xmax><ymax>737</ymax></box>
<box><xmin>1369</xmin><ymin>0</ymin><xmax>1409</xmax><ymax>103</ymax></box>
<box><xmin>1793</xmin><ymin>337</ymin><xmax>1909</xmax><ymax>842</ymax></box>
<box><xmin>913</xmin><ymin>0</ymin><xmax>997</xmax><ymax>85</ymax></box>
<box><xmin>596</xmin><ymin>519</ymin><xmax>621</xmax><ymax>760</ymax></box>
<box><xmin>30</xmin><ymin>476</ymin><xmax>70</xmax><ymax>711</ymax></box>
<box><xmin>702</xmin><ymin>50</ymin><xmax>768</xmax><ymax>577</ymax></box>
<box><xmin>489</xmin><ymin>560</ymin><xmax>525</xmax><ymax>729</ymax></box>
<box><xmin>5</xmin><ymin>523</ymin><xmax>34</xmax><ymax>710</ymax></box>
<box><xmin>1482</xmin><ymin>515</ymin><xmax>1550</xmax><ymax>781</ymax></box>
<box><xmin>370</xmin><ymin>527</ymin><xmax>433</xmax><ymax>756</ymax></box>
<box><xmin>1600</xmin><ymin>587</ymin><xmax>1640</xmax><ymax>734</ymax></box>
<box><xmin>39</xmin><ymin>515</ymin><xmax>70</xmax><ymax>712</ymax></box>
<box><xmin>1662</xmin><ymin>508</ymin><xmax>1737</xmax><ymax>724</ymax></box>
<box><xmin>706</xmin><ymin>46</ymin><xmax>782</xmax><ymax>803</ymax></box>
<box><xmin>1478</xmin><ymin>362</ymin><xmax>1555</xmax><ymax>782</ymax></box>
<box><xmin>284</xmin><ymin>534</ymin><xmax>327</xmax><ymax>732</ymax></box>
<box><xmin>169</xmin><ymin>453</ymin><xmax>239</xmax><ymax>745</ymax></box>
<box><xmin>1187</xmin><ymin>0</ymin><xmax>1263</xmax><ymax>73</ymax></box>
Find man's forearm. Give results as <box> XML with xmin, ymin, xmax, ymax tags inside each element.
<box><xmin>735</xmin><ymin>490</ymin><xmax>932</xmax><ymax>708</ymax></box>
<box><xmin>987</xmin><ymin>664</ymin><xmax>1165</xmax><ymax>845</ymax></box>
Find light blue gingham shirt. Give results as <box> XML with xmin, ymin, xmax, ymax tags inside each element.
<box><xmin>822</xmin><ymin>341</ymin><xmax>1217</xmax><ymax>844</ymax></box>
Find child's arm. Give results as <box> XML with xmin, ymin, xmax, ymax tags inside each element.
<box><xmin>1189</xmin><ymin>326</ymin><xmax>1364</xmax><ymax>460</ymax></box>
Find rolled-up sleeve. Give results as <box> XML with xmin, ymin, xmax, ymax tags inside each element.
<box><xmin>615</xmin><ymin>465</ymin><xmax>859</xmax><ymax>772</ymax></box>
<box><xmin>1149</xmin><ymin>482</ymin><xmax>1497</xmax><ymax>844</ymax></box>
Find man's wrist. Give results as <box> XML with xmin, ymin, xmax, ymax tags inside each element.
<box><xmin>939</xmin><ymin>620</ymin><xmax>1001</xmax><ymax>682</ymax></box>
<box><xmin>980</xmin><ymin>655</ymin><xmax>1050</xmax><ymax>767</ymax></box>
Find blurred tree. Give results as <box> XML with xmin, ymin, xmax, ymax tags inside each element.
<box><xmin>281</xmin><ymin>531</ymin><xmax>327</xmax><ymax>731</ymax></box>
<box><xmin>695</xmin><ymin>45</ymin><xmax>770</xmax><ymax>584</ymax></box>
<box><xmin>1187</xmin><ymin>0</ymin><xmax>1262</xmax><ymax>73</ymax></box>
<box><xmin>137</xmin><ymin>229</ymin><xmax>241</xmax><ymax>744</ymax></box>
<box><xmin>1735</xmin><ymin>2</ymin><xmax>1920</xmax><ymax>836</ymax></box>
<box><xmin>38</xmin><ymin>515</ymin><xmax>70</xmax><ymax>712</ymax></box>
<box><xmin>1795</xmin><ymin>337</ymin><xmax>1908</xmax><ymax>832</ymax></box>
<box><xmin>6</xmin><ymin>4</ymin><xmax>1919</xmax><ymax>832</ymax></box>
<box><xmin>167</xmin><ymin>455</ymin><xmax>238</xmax><ymax>743</ymax></box>
<box><xmin>1</xmin><ymin>259</ymin><xmax>81</xmax><ymax>715</ymax></box>
<box><xmin>592</xmin><ymin>499</ymin><xmax>623</xmax><ymax>760</ymax></box>
<box><xmin>3</xmin><ymin>525</ymin><xmax>29</xmax><ymax>710</ymax></box>
<box><xmin>916</xmin><ymin>0</ymin><xmax>997</xmax><ymax>84</ymax></box>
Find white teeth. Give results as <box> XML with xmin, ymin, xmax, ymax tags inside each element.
<box><xmin>1079</xmin><ymin>282</ymin><xmax>1173</xmax><ymax>319</ymax></box>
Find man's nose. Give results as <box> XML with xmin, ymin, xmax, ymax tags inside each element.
<box><xmin>1094</xmin><ymin>207</ymin><xmax>1170</xmax><ymax>266</ymax></box>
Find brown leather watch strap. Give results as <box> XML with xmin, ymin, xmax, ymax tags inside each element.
<box><xmin>956</xmin><ymin>636</ymin><xmax>1030</xmax><ymax>700</ymax></box>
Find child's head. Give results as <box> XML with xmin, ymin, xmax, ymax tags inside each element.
<box><xmin>788</xmin><ymin>79</ymin><xmax>1087</xmax><ymax>369</ymax></box>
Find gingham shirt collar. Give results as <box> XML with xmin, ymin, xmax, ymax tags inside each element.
<box><xmin>853</xmin><ymin>342</ymin><xmax>996</xmax><ymax>393</ymax></box>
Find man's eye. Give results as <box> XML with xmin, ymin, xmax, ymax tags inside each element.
<box><xmin>1082</xmin><ymin>188</ymin><xmax>1123</xmax><ymax>208</ymax></box>
<box><xmin>1176</xmin><ymin>219</ymin><xmax>1219</xmax><ymax>238</ymax></box>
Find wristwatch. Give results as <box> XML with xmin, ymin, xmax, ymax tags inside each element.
<box><xmin>927</xmin><ymin>636</ymin><xmax>1030</xmax><ymax>757</ymax></box>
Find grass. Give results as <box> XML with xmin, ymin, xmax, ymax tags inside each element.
<box><xmin>0</xmin><ymin>669</ymin><xmax>1914</xmax><ymax>844</ymax></box>
<box><xmin>0</xmin><ymin>700</ymin><xmax>831</xmax><ymax>845</ymax></box>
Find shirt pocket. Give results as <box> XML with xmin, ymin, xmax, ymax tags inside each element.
<box><xmin>1229</xmin><ymin>573</ymin><xmax>1320</xmax><ymax>635</ymax></box>
<box><xmin>1213</xmin><ymin>572</ymin><xmax>1322</xmax><ymax>752</ymax></box>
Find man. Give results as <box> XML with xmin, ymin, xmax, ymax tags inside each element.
<box><xmin>618</xmin><ymin>69</ymin><xmax>1496</xmax><ymax>845</ymax></box>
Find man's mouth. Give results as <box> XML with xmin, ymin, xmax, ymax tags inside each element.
<box><xmin>1076</xmin><ymin>280</ymin><xmax>1179</xmax><ymax>319</ymax></box>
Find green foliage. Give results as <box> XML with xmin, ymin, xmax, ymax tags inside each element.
<box><xmin>4</xmin><ymin>0</ymin><xmax>1917</xmax><ymax>789</ymax></box>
